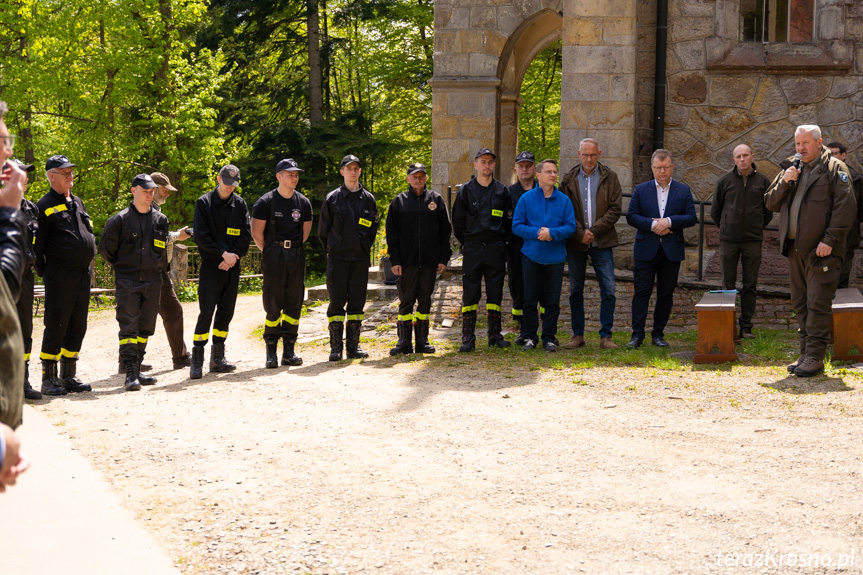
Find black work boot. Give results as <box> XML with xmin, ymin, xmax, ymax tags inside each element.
<box><xmin>117</xmin><ymin>356</ymin><xmax>152</xmax><ymax>374</ymax></box>
<box><xmin>190</xmin><ymin>345</ymin><xmax>205</xmax><ymax>379</ymax></box>
<box><xmin>389</xmin><ymin>320</ymin><xmax>414</xmax><ymax>356</ymax></box>
<box><xmin>210</xmin><ymin>342</ymin><xmax>236</xmax><ymax>373</ymax></box>
<box><xmin>124</xmin><ymin>361</ymin><xmax>141</xmax><ymax>391</ymax></box>
<box><xmin>60</xmin><ymin>358</ymin><xmax>92</xmax><ymax>392</ymax></box>
<box><xmin>40</xmin><ymin>360</ymin><xmax>66</xmax><ymax>396</ymax></box>
<box><xmin>414</xmin><ymin>320</ymin><xmax>435</xmax><ymax>354</ymax></box>
<box><xmin>487</xmin><ymin>310</ymin><xmax>511</xmax><ymax>348</ymax></box>
<box><xmin>328</xmin><ymin>322</ymin><xmax>344</xmax><ymax>362</ymax></box>
<box><xmin>265</xmin><ymin>341</ymin><xmax>278</xmax><ymax>368</ymax></box>
<box><xmin>459</xmin><ymin>312</ymin><xmax>477</xmax><ymax>353</ymax></box>
<box><xmin>346</xmin><ymin>320</ymin><xmax>369</xmax><ymax>359</ymax></box>
<box><xmin>23</xmin><ymin>360</ymin><xmax>42</xmax><ymax>400</ymax></box>
<box><xmin>282</xmin><ymin>335</ymin><xmax>303</xmax><ymax>366</ymax></box>
<box><xmin>137</xmin><ymin>348</ymin><xmax>157</xmax><ymax>385</ymax></box>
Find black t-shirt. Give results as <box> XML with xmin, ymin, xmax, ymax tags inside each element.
<box><xmin>252</xmin><ymin>189</ymin><xmax>313</xmax><ymax>243</ymax></box>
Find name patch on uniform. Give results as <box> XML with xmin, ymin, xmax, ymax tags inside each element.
<box><xmin>292</xmin><ymin>209</ymin><xmax>301</xmax><ymax>222</ymax></box>
<box><xmin>358</xmin><ymin>218</ymin><xmax>372</xmax><ymax>227</ymax></box>
<box><xmin>226</xmin><ymin>228</ymin><xmax>240</xmax><ymax>236</ymax></box>
<box><xmin>428</xmin><ymin>202</ymin><xmax>437</xmax><ymax>211</ymax></box>
<box><xmin>491</xmin><ymin>209</ymin><xmax>503</xmax><ymax>217</ymax></box>
<box><xmin>154</xmin><ymin>239</ymin><xmax>166</xmax><ymax>249</ymax></box>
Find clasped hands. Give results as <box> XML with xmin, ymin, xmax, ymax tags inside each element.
<box><xmin>651</xmin><ymin>217</ymin><xmax>672</xmax><ymax>236</ymax></box>
<box><xmin>220</xmin><ymin>251</ymin><xmax>240</xmax><ymax>271</ymax></box>
<box><xmin>537</xmin><ymin>227</ymin><xmax>552</xmax><ymax>241</ymax></box>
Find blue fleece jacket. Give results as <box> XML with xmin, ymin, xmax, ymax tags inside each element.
<box><xmin>512</xmin><ymin>186</ymin><xmax>577</xmax><ymax>265</ymax></box>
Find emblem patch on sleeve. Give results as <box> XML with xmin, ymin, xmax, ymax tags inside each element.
<box><xmin>840</xmin><ymin>172</ymin><xmax>849</xmax><ymax>183</ymax></box>
<box><xmin>428</xmin><ymin>202</ymin><xmax>437</xmax><ymax>211</ymax></box>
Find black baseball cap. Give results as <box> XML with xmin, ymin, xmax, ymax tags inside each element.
<box><xmin>475</xmin><ymin>148</ymin><xmax>497</xmax><ymax>160</ymax></box>
<box><xmin>131</xmin><ymin>173</ymin><xmax>158</xmax><ymax>189</ymax></box>
<box><xmin>515</xmin><ymin>151</ymin><xmax>535</xmax><ymax>164</ymax></box>
<box><xmin>45</xmin><ymin>155</ymin><xmax>77</xmax><ymax>171</ymax></box>
<box><xmin>12</xmin><ymin>158</ymin><xmax>34</xmax><ymax>172</ymax></box>
<box><xmin>276</xmin><ymin>158</ymin><xmax>304</xmax><ymax>172</ymax></box>
<box><xmin>407</xmin><ymin>162</ymin><xmax>427</xmax><ymax>175</ymax></box>
<box><xmin>340</xmin><ymin>154</ymin><xmax>361</xmax><ymax>169</ymax></box>
<box><xmin>219</xmin><ymin>164</ymin><xmax>241</xmax><ymax>186</ymax></box>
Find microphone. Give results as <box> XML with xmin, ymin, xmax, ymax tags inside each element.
<box><xmin>792</xmin><ymin>153</ymin><xmax>802</xmax><ymax>171</ymax></box>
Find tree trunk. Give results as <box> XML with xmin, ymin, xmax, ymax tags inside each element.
<box><xmin>307</xmin><ymin>0</ymin><xmax>323</xmax><ymax>126</ymax></box>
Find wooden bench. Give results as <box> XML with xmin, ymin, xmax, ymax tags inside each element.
<box><xmin>832</xmin><ymin>287</ymin><xmax>863</xmax><ymax>362</ymax></box>
<box><xmin>694</xmin><ymin>291</ymin><xmax>738</xmax><ymax>364</ymax></box>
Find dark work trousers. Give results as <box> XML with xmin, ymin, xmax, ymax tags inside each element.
<box><xmin>326</xmin><ymin>258</ymin><xmax>368</xmax><ymax>322</ymax></box>
<box><xmin>194</xmin><ymin>263</ymin><xmax>241</xmax><ymax>347</ymax></box>
<box><xmin>262</xmin><ymin>246</ymin><xmax>306</xmax><ymax>343</ymax></box>
<box><xmin>116</xmin><ymin>277</ymin><xmax>162</xmax><ymax>363</ymax></box>
<box><xmin>631</xmin><ymin>248</ymin><xmax>681</xmax><ymax>339</ymax></box>
<box><xmin>506</xmin><ymin>239</ymin><xmax>524</xmax><ymax>319</ymax></box>
<box><xmin>157</xmin><ymin>268</ymin><xmax>188</xmax><ymax>361</ymax></box>
<box><xmin>461</xmin><ymin>240</ymin><xmax>506</xmax><ymax>313</ymax></box>
<box><xmin>520</xmin><ymin>257</ymin><xmax>564</xmax><ymax>344</ymax></box>
<box><xmin>789</xmin><ymin>247</ymin><xmax>838</xmax><ymax>361</ymax></box>
<box><xmin>15</xmin><ymin>268</ymin><xmax>34</xmax><ymax>359</ymax></box>
<box><xmin>40</xmin><ymin>265</ymin><xmax>91</xmax><ymax>361</ymax></box>
<box><xmin>719</xmin><ymin>240</ymin><xmax>762</xmax><ymax>330</ymax></box>
<box><xmin>397</xmin><ymin>266</ymin><xmax>437</xmax><ymax>320</ymax></box>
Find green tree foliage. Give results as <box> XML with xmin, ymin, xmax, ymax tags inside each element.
<box><xmin>518</xmin><ymin>40</ymin><xmax>562</xmax><ymax>164</ymax></box>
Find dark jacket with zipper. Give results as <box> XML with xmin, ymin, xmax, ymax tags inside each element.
<box><xmin>98</xmin><ymin>202</ymin><xmax>169</xmax><ymax>281</ymax></box>
<box><xmin>193</xmin><ymin>187</ymin><xmax>252</xmax><ymax>268</ymax></box>
<box><xmin>451</xmin><ymin>177</ymin><xmax>512</xmax><ymax>245</ymax></box>
<box><xmin>385</xmin><ymin>186</ymin><xmax>452</xmax><ymax>269</ymax></box>
<box><xmin>710</xmin><ymin>163</ymin><xmax>772</xmax><ymax>243</ymax></box>
<box><xmin>559</xmin><ymin>161</ymin><xmax>622</xmax><ymax>252</ymax></box>
<box><xmin>33</xmin><ymin>188</ymin><xmax>97</xmax><ymax>276</ymax></box>
<box><xmin>318</xmin><ymin>184</ymin><xmax>379</xmax><ymax>262</ymax></box>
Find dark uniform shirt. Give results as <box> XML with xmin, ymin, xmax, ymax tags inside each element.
<box><xmin>33</xmin><ymin>188</ymin><xmax>97</xmax><ymax>275</ymax></box>
<box><xmin>385</xmin><ymin>186</ymin><xmax>452</xmax><ymax>269</ymax></box>
<box><xmin>452</xmin><ymin>177</ymin><xmax>513</xmax><ymax>244</ymax></box>
<box><xmin>318</xmin><ymin>184</ymin><xmax>379</xmax><ymax>262</ymax></box>
<box><xmin>193</xmin><ymin>187</ymin><xmax>252</xmax><ymax>267</ymax></box>
<box><xmin>252</xmin><ymin>189</ymin><xmax>313</xmax><ymax>243</ymax></box>
<box><xmin>98</xmin><ymin>203</ymin><xmax>169</xmax><ymax>281</ymax></box>
<box><xmin>506</xmin><ymin>179</ymin><xmax>536</xmax><ymax>249</ymax></box>
<box><xmin>19</xmin><ymin>198</ymin><xmax>38</xmax><ymax>270</ymax></box>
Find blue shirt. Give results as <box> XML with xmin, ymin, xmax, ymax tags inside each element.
<box><xmin>512</xmin><ymin>186</ymin><xmax>577</xmax><ymax>264</ymax></box>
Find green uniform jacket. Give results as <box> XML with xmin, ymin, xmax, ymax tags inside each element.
<box><xmin>764</xmin><ymin>146</ymin><xmax>856</xmax><ymax>259</ymax></box>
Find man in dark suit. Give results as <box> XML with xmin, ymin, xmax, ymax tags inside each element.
<box><xmin>625</xmin><ymin>149</ymin><xmax>697</xmax><ymax>348</ymax></box>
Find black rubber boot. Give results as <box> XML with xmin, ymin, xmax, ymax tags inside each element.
<box><xmin>40</xmin><ymin>360</ymin><xmax>67</xmax><ymax>396</ymax></box>
<box><xmin>282</xmin><ymin>335</ymin><xmax>303</xmax><ymax>366</ymax></box>
<box><xmin>265</xmin><ymin>341</ymin><xmax>278</xmax><ymax>368</ymax></box>
<box><xmin>137</xmin><ymin>348</ymin><xmax>157</xmax><ymax>385</ymax></box>
<box><xmin>414</xmin><ymin>320</ymin><xmax>435</xmax><ymax>354</ymax></box>
<box><xmin>487</xmin><ymin>310</ymin><xmax>511</xmax><ymax>348</ymax></box>
<box><xmin>23</xmin><ymin>360</ymin><xmax>42</xmax><ymax>400</ymax></box>
<box><xmin>190</xmin><ymin>345</ymin><xmax>205</xmax><ymax>379</ymax></box>
<box><xmin>389</xmin><ymin>320</ymin><xmax>414</xmax><ymax>356</ymax></box>
<box><xmin>459</xmin><ymin>312</ymin><xmax>477</xmax><ymax>353</ymax></box>
<box><xmin>346</xmin><ymin>320</ymin><xmax>369</xmax><ymax>359</ymax></box>
<box><xmin>124</xmin><ymin>361</ymin><xmax>141</xmax><ymax>391</ymax></box>
<box><xmin>60</xmin><ymin>358</ymin><xmax>92</xmax><ymax>392</ymax></box>
<box><xmin>210</xmin><ymin>342</ymin><xmax>237</xmax><ymax>373</ymax></box>
<box><xmin>328</xmin><ymin>322</ymin><xmax>344</xmax><ymax>362</ymax></box>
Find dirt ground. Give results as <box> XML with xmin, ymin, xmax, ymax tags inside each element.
<box><xmin>27</xmin><ymin>295</ymin><xmax>863</xmax><ymax>574</ymax></box>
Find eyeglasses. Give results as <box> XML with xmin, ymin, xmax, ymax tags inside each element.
<box><xmin>580</xmin><ymin>153</ymin><xmax>599</xmax><ymax>160</ymax></box>
<box><xmin>0</xmin><ymin>135</ymin><xmax>15</xmax><ymax>148</ymax></box>
<box><xmin>541</xmin><ymin>170</ymin><xmax>559</xmax><ymax>175</ymax></box>
<box><xmin>651</xmin><ymin>165</ymin><xmax>672</xmax><ymax>172</ymax></box>
<box><xmin>50</xmin><ymin>170</ymin><xmax>74</xmax><ymax>177</ymax></box>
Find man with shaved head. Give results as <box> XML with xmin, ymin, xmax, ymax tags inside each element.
<box><xmin>709</xmin><ymin>143</ymin><xmax>772</xmax><ymax>339</ymax></box>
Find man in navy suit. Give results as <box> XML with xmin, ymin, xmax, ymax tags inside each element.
<box><xmin>625</xmin><ymin>149</ymin><xmax>696</xmax><ymax>348</ymax></box>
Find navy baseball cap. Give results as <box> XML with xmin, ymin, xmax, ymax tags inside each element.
<box><xmin>45</xmin><ymin>155</ymin><xmax>77</xmax><ymax>170</ymax></box>
<box><xmin>475</xmin><ymin>148</ymin><xmax>497</xmax><ymax>160</ymax></box>
<box><xmin>407</xmin><ymin>162</ymin><xmax>427</xmax><ymax>175</ymax></box>
<box><xmin>515</xmin><ymin>151</ymin><xmax>535</xmax><ymax>164</ymax></box>
<box><xmin>131</xmin><ymin>174</ymin><xmax>158</xmax><ymax>189</ymax></box>
<box><xmin>276</xmin><ymin>158</ymin><xmax>304</xmax><ymax>172</ymax></box>
<box><xmin>219</xmin><ymin>164</ymin><xmax>241</xmax><ymax>186</ymax></box>
<box><xmin>340</xmin><ymin>154</ymin><xmax>361</xmax><ymax>169</ymax></box>
<box><xmin>12</xmin><ymin>158</ymin><xmax>34</xmax><ymax>172</ymax></box>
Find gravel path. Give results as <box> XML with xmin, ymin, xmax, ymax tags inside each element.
<box><xmin>27</xmin><ymin>295</ymin><xmax>863</xmax><ymax>574</ymax></box>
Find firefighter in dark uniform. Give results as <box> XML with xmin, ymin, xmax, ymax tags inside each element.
<box><xmin>33</xmin><ymin>155</ymin><xmax>96</xmax><ymax>396</ymax></box>
<box><xmin>11</xmin><ymin>159</ymin><xmax>41</xmax><ymax>400</ymax></box>
<box><xmin>319</xmin><ymin>154</ymin><xmax>379</xmax><ymax>361</ymax></box>
<box><xmin>506</xmin><ymin>151</ymin><xmax>537</xmax><ymax>332</ymax></box>
<box><xmin>385</xmin><ymin>162</ymin><xmax>452</xmax><ymax>356</ymax></box>
<box><xmin>251</xmin><ymin>159</ymin><xmax>313</xmax><ymax>368</ymax></box>
<box><xmin>452</xmin><ymin>148</ymin><xmax>513</xmax><ymax>352</ymax></box>
<box><xmin>98</xmin><ymin>174</ymin><xmax>169</xmax><ymax>391</ymax></box>
<box><xmin>190</xmin><ymin>164</ymin><xmax>252</xmax><ymax>379</ymax></box>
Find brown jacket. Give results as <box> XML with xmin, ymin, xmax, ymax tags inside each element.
<box><xmin>559</xmin><ymin>162</ymin><xmax>622</xmax><ymax>252</ymax></box>
<box><xmin>764</xmin><ymin>146</ymin><xmax>856</xmax><ymax>259</ymax></box>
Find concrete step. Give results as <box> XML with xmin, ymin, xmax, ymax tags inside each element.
<box><xmin>306</xmin><ymin>282</ymin><xmax>397</xmax><ymax>303</ymax></box>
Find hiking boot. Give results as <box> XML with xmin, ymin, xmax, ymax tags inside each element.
<box><xmin>787</xmin><ymin>356</ymin><xmax>802</xmax><ymax>374</ymax></box>
<box><xmin>564</xmin><ymin>335</ymin><xmax>585</xmax><ymax>349</ymax></box>
<box><xmin>599</xmin><ymin>337</ymin><xmax>618</xmax><ymax>350</ymax></box>
<box><xmin>137</xmin><ymin>348</ymin><xmax>156</xmax><ymax>385</ymax></box>
<box><xmin>794</xmin><ymin>355</ymin><xmax>824</xmax><ymax>378</ymax></box>
<box><xmin>124</xmin><ymin>361</ymin><xmax>141</xmax><ymax>391</ymax></box>
<box><xmin>40</xmin><ymin>360</ymin><xmax>67</xmax><ymax>396</ymax></box>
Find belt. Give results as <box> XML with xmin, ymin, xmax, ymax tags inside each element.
<box><xmin>270</xmin><ymin>240</ymin><xmax>302</xmax><ymax>249</ymax></box>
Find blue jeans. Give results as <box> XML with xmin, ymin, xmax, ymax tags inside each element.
<box><xmin>568</xmin><ymin>248</ymin><xmax>616</xmax><ymax>339</ymax></box>
<box><xmin>520</xmin><ymin>257</ymin><xmax>564</xmax><ymax>344</ymax></box>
